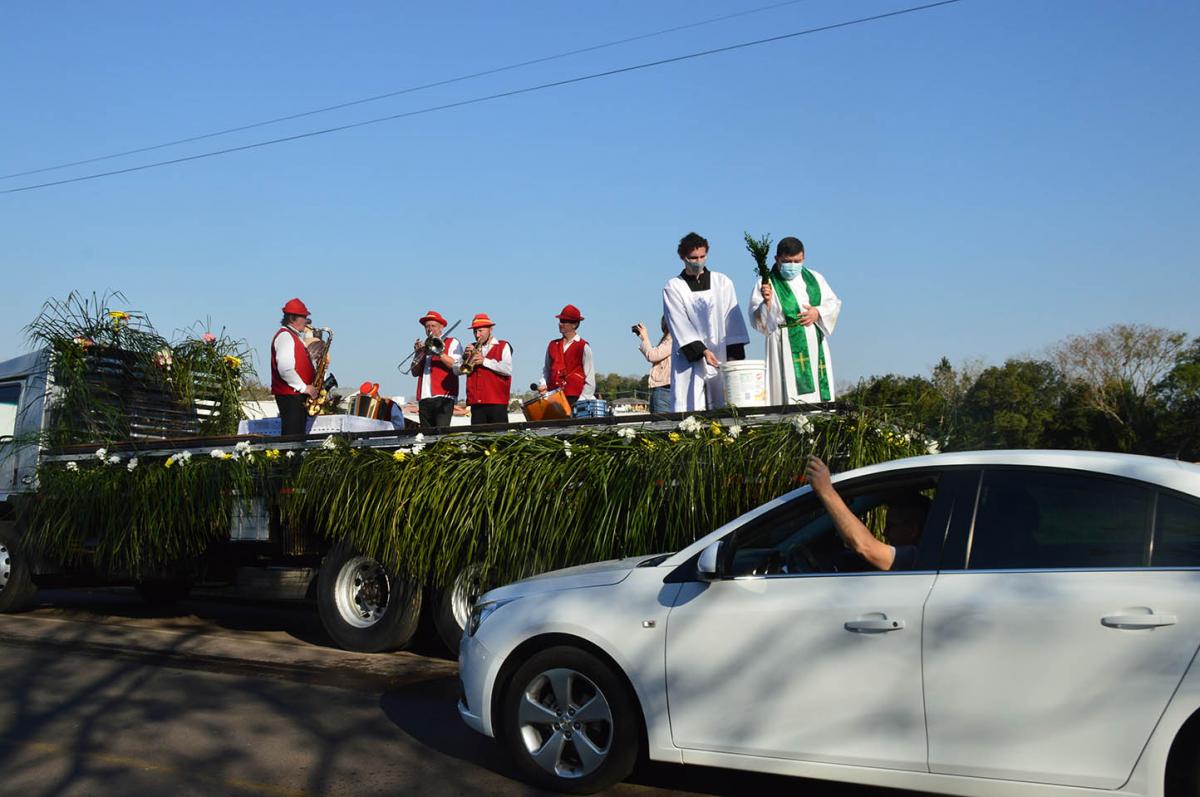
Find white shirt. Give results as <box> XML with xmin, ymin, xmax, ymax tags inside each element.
<box><xmin>417</xmin><ymin>336</ymin><xmax>463</xmax><ymax>399</ymax></box>
<box><xmin>475</xmin><ymin>337</ymin><xmax>513</xmax><ymax>376</ymax></box>
<box><xmin>272</xmin><ymin>325</ymin><xmax>309</xmax><ymax>393</ymax></box>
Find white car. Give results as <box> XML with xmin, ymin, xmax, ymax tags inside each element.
<box><xmin>458</xmin><ymin>450</ymin><xmax>1200</xmax><ymax>795</ymax></box>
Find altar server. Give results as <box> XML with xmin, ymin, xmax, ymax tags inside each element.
<box><xmin>409</xmin><ymin>310</ymin><xmax>461</xmax><ymax>429</ymax></box>
<box><xmin>662</xmin><ymin>232</ymin><xmax>750</xmax><ymax>412</ymax></box>
<box><xmin>271</xmin><ymin>297</ymin><xmax>317</xmax><ymax>436</ymax></box>
<box><xmin>538</xmin><ymin>304</ymin><xmax>595</xmax><ymax>409</ymax></box>
<box><xmin>463</xmin><ymin>313</ymin><xmax>513</xmax><ymax>426</ymax></box>
<box><xmin>749</xmin><ymin>237</ymin><xmax>841</xmax><ymax>404</ymax></box>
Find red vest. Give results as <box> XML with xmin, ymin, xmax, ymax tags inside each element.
<box><xmin>466</xmin><ymin>340</ymin><xmax>511</xmax><ymax>406</ymax></box>
<box><xmin>417</xmin><ymin>336</ymin><xmax>460</xmax><ymax>400</ymax></box>
<box><xmin>546</xmin><ymin>337</ymin><xmax>588</xmax><ymax>398</ymax></box>
<box><xmin>270</xmin><ymin>327</ymin><xmax>316</xmax><ymax>396</ymax></box>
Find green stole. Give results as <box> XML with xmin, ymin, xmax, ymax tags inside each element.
<box><xmin>768</xmin><ymin>265</ymin><xmax>831</xmax><ymax>400</ymax></box>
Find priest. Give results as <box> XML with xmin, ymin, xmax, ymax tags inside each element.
<box><xmin>662</xmin><ymin>232</ymin><xmax>750</xmax><ymax>412</ymax></box>
<box><xmin>749</xmin><ymin>237</ymin><xmax>842</xmax><ymax>404</ymax></box>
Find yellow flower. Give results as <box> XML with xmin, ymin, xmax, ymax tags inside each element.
<box><xmin>710</xmin><ymin>421</ymin><xmax>723</xmax><ymax>437</ymax></box>
<box><xmin>163</xmin><ymin>458</ymin><xmax>174</xmax><ymax>469</ymax></box>
<box><xmin>392</xmin><ymin>451</ymin><xmax>407</xmax><ymax>462</ymax></box>
<box><xmin>223</xmin><ymin>355</ymin><xmax>242</xmax><ymax>369</ymax></box>
<box><xmin>264</xmin><ymin>449</ymin><xmax>281</xmax><ymax>460</ymax></box>
<box><xmin>108</xmin><ymin>310</ymin><xmax>129</xmax><ymax>322</ymax></box>
<box><xmin>668</xmin><ymin>432</ymin><xmax>682</xmax><ymax>442</ymax></box>
<box><xmin>223</xmin><ymin>452</ymin><xmax>233</xmax><ymax>460</ymax></box>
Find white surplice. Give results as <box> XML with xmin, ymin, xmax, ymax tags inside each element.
<box><xmin>748</xmin><ymin>267</ymin><xmax>841</xmax><ymax>404</ymax></box>
<box><xmin>663</xmin><ymin>269</ymin><xmax>751</xmax><ymax>412</ymax></box>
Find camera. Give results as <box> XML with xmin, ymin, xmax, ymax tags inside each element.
<box><xmin>630</xmin><ymin>324</ymin><xmax>641</xmax><ymax>335</ymax></box>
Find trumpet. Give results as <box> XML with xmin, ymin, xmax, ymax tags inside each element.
<box><xmin>459</xmin><ymin>343</ymin><xmax>481</xmax><ymax>375</ymax></box>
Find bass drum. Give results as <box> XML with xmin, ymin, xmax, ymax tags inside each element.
<box><xmin>317</xmin><ymin>539</ymin><xmax>422</xmax><ymax>653</ymax></box>
<box><xmin>522</xmin><ymin>389</ymin><xmax>571</xmax><ymax>422</ymax></box>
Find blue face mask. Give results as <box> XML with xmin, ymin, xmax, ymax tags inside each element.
<box><xmin>779</xmin><ymin>261</ymin><xmax>805</xmax><ymax>280</ymax></box>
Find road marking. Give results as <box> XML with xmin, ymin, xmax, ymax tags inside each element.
<box><xmin>1</xmin><ymin>739</ymin><xmax>310</xmax><ymax>797</ymax></box>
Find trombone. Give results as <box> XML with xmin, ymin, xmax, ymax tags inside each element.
<box><xmin>397</xmin><ymin>320</ymin><xmax>461</xmax><ymax>372</ymax></box>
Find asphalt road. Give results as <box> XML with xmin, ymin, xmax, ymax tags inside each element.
<box><xmin>0</xmin><ymin>590</ymin><xmax>923</xmax><ymax>797</ymax></box>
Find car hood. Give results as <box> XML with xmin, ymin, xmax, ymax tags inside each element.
<box><xmin>480</xmin><ymin>555</ymin><xmax>654</xmax><ymax>602</ymax></box>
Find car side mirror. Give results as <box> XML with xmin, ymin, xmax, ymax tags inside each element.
<box><xmin>697</xmin><ymin>540</ymin><xmax>724</xmax><ymax>581</ymax></box>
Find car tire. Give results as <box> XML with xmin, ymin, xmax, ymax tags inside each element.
<box><xmin>502</xmin><ymin>645</ymin><xmax>640</xmax><ymax>794</ymax></box>
<box><xmin>317</xmin><ymin>539</ymin><xmax>421</xmax><ymax>653</ymax></box>
<box><xmin>432</xmin><ymin>565</ymin><xmax>488</xmax><ymax>657</ymax></box>
<box><xmin>0</xmin><ymin>521</ymin><xmax>37</xmax><ymax>614</ymax></box>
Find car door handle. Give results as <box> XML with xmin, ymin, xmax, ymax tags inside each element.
<box><xmin>1101</xmin><ymin>612</ymin><xmax>1177</xmax><ymax>629</ymax></box>
<box><xmin>844</xmin><ymin>614</ymin><xmax>905</xmax><ymax>633</ymax></box>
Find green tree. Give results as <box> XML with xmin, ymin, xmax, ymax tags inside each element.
<box><xmin>958</xmin><ymin>359</ymin><xmax>1069</xmax><ymax>450</ymax></box>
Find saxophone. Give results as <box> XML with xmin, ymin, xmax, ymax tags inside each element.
<box><xmin>305</xmin><ymin>327</ymin><xmax>338</xmax><ymax>415</ymax></box>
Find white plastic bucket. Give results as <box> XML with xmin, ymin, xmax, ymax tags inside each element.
<box><xmin>720</xmin><ymin>359</ymin><xmax>767</xmax><ymax>407</ymax></box>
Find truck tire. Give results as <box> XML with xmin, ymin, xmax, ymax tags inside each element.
<box><xmin>433</xmin><ymin>565</ymin><xmax>488</xmax><ymax>657</ymax></box>
<box><xmin>0</xmin><ymin>522</ymin><xmax>37</xmax><ymax>613</ymax></box>
<box><xmin>317</xmin><ymin>539</ymin><xmax>422</xmax><ymax>653</ymax></box>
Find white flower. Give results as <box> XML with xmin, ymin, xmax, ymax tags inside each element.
<box><xmin>415</xmin><ymin>433</ymin><xmax>426</xmax><ymax>444</ymax></box>
<box><xmin>458</xmin><ymin>443</ymin><xmax>470</xmax><ymax>453</ymax></box>
<box><xmin>66</xmin><ymin>461</ymin><xmax>79</xmax><ymax>472</ymax></box>
<box><xmin>616</xmin><ymin>427</ymin><xmax>637</xmax><ymax>441</ymax></box>
<box><xmin>321</xmin><ymin>436</ymin><xmax>337</xmax><ymax>450</ymax></box>
<box><xmin>728</xmin><ymin>424</ymin><xmax>742</xmax><ymax>440</ymax></box>
<box><xmin>94</xmin><ymin>447</ymin><xmax>108</xmax><ymax>461</ymax></box>
<box><xmin>126</xmin><ymin>457</ymin><xmax>139</xmax><ymax>471</ymax></box>
<box><xmin>412</xmin><ymin>443</ymin><xmax>425</xmax><ymax>455</ymax></box>
<box><xmin>563</xmin><ymin>440</ymin><xmax>573</xmax><ymax>459</ymax></box>
<box><xmin>106</xmin><ymin>454</ymin><xmax>121</xmax><ymax>466</ymax></box>
<box><xmin>789</xmin><ymin>415</ymin><xmax>814</xmax><ymax>436</ymax></box>
<box><xmin>210</xmin><ymin>449</ymin><xmax>226</xmax><ymax>459</ymax></box>
<box><xmin>285</xmin><ymin>450</ymin><xmax>295</xmax><ymax>459</ymax></box>
<box><xmin>927</xmin><ymin>440</ymin><xmax>941</xmax><ymax>455</ymax></box>
<box><xmin>179</xmin><ymin>450</ymin><xmax>193</xmax><ymax>463</ymax></box>
<box><xmin>234</xmin><ymin>440</ymin><xmax>252</xmax><ymax>453</ymax></box>
<box><xmin>678</xmin><ymin>416</ymin><xmax>703</xmax><ymax>434</ymax></box>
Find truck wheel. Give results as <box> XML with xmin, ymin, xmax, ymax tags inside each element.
<box><xmin>502</xmin><ymin>645</ymin><xmax>640</xmax><ymax>794</ymax></box>
<box><xmin>433</xmin><ymin>565</ymin><xmax>488</xmax><ymax>657</ymax></box>
<box><xmin>317</xmin><ymin>540</ymin><xmax>421</xmax><ymax>653</ymax></box>
<box><xmin>0</xmin><ymin>522</ymin><xmax>37</xmax><ymax>613</ymax></box>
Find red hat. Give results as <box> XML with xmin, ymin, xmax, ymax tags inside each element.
<box><xmin>282</xmin><ymin>298</ymin><xmax>310</xmax><ymax>316</ymax></box>
<box><xmin>419</xmin><ymin>310</ymin><xmax>448</xmax><ymax>327</ymax></box>
<box><xmin>469</xmin><ymin>313</ymin><xmax>496</xmax><ymax>329</ymax></box>
<box><xmin>555</xmin><ymin>304</ymin><xmax>584</xmax><ymax>323</ymax></box>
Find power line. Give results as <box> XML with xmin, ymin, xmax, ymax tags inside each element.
<box><xmin>3</xmin><ymin>1</ymin><xmax>963</xmax><ymax>196</ymax></box>
<box><xmin>0</xmin><ymin>0</ymin><xmax>817</xmax><ymax>181</ymax></box>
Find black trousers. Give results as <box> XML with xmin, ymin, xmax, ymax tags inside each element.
<box><xmin>418</xmin><ymin>396</ymin><xmax>455</xmax><ymax>429</ymax></box>
<box><xmin>275</xmin><ymin>394</ymin><xmax>308</xmax><ymax>437</ymax></box>
<box><xmin>470</xmin><ymin>404</ymin><xmax>508</xmax><ymax>426</ymax></box>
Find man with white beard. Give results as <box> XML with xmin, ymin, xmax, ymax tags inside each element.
<box><xmin>662</xmin><ymin>231</ymin><xmax>750</xmax><ymax>412</ymax></box>
<box><xmin>749</xmin><ymin>236</ymin><xmax>842</xmax><ymax>404</ymax></box>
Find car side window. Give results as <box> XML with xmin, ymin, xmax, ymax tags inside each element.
<box><xmin>725</xmin><ymin>471</ymin><xmax>943</xmax><ymax>576</ymax></box>
<box><xmin>1151</xmin><ymin>493</ymin><xmax>1200</xmax><ymax>567</ymax></box>
<box><xmin>968</xmin><ymin>469</ymin><xmax>1152</xmax><ymax>570</ymax></box>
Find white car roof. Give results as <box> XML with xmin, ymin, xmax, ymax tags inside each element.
<box><xmin>843</xmin><ymin>449</ymin><xmax>1200</xmax><ymax>496</ymax></box>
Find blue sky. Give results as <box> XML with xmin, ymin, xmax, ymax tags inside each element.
<box><xmin>3</xmin><ymin>0</ymin><xmax>1197</xmax><ymax>398</ymax></box>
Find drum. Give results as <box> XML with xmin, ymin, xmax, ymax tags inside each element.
<box><xmin>522</xmin><ymin>389</ymin><xmax>571</xmax><ymax>422</ymax></box>
<box><xmin>351</xmin><ymin>393</ymin><xmax>394</xmax><ymax>421</ymax></box>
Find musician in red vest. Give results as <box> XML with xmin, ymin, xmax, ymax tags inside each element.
<box><xmin>463</xmin><ymin>313</ymin><xmax>512</xmax><ymax>426</ymax></box>
<box><xmin>538</xmin><ymin>304</ymin><xmax>595</xmax><ymax>409</ymax></box>
<box><xmin>409</xmin><ymin>310</ymin><xmax>461</xmax><ymax>429</ymax></box>
<box><xmin>271</xmin><ymin>298</ymin><xmax>318</xmax><ymax>437</ymax></box>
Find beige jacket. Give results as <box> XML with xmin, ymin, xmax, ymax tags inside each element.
<box><xmin>639</xmin><ymin>334</ymin><xmax>672</xmax><ymax>388</ymax></box>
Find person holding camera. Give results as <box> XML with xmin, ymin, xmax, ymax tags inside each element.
<box><xmin>633</xmin><ymin>317</ymin><xmax>672</xmax><ymax>415</ymax></box>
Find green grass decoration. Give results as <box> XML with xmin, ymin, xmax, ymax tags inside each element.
<box><xmin>22</xmin><ymin>291</ymin><xmax>254</xmax><ymax>443</ymax></box>
<box><xmin>21</xmin><ymin>412</ymin><xmax>931</xmax><ymax>585</ymax></box>
<box><xmin>744</xmin><ymin>231</ymin><xmax>773</xmax><ymax>284</ymax></box>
